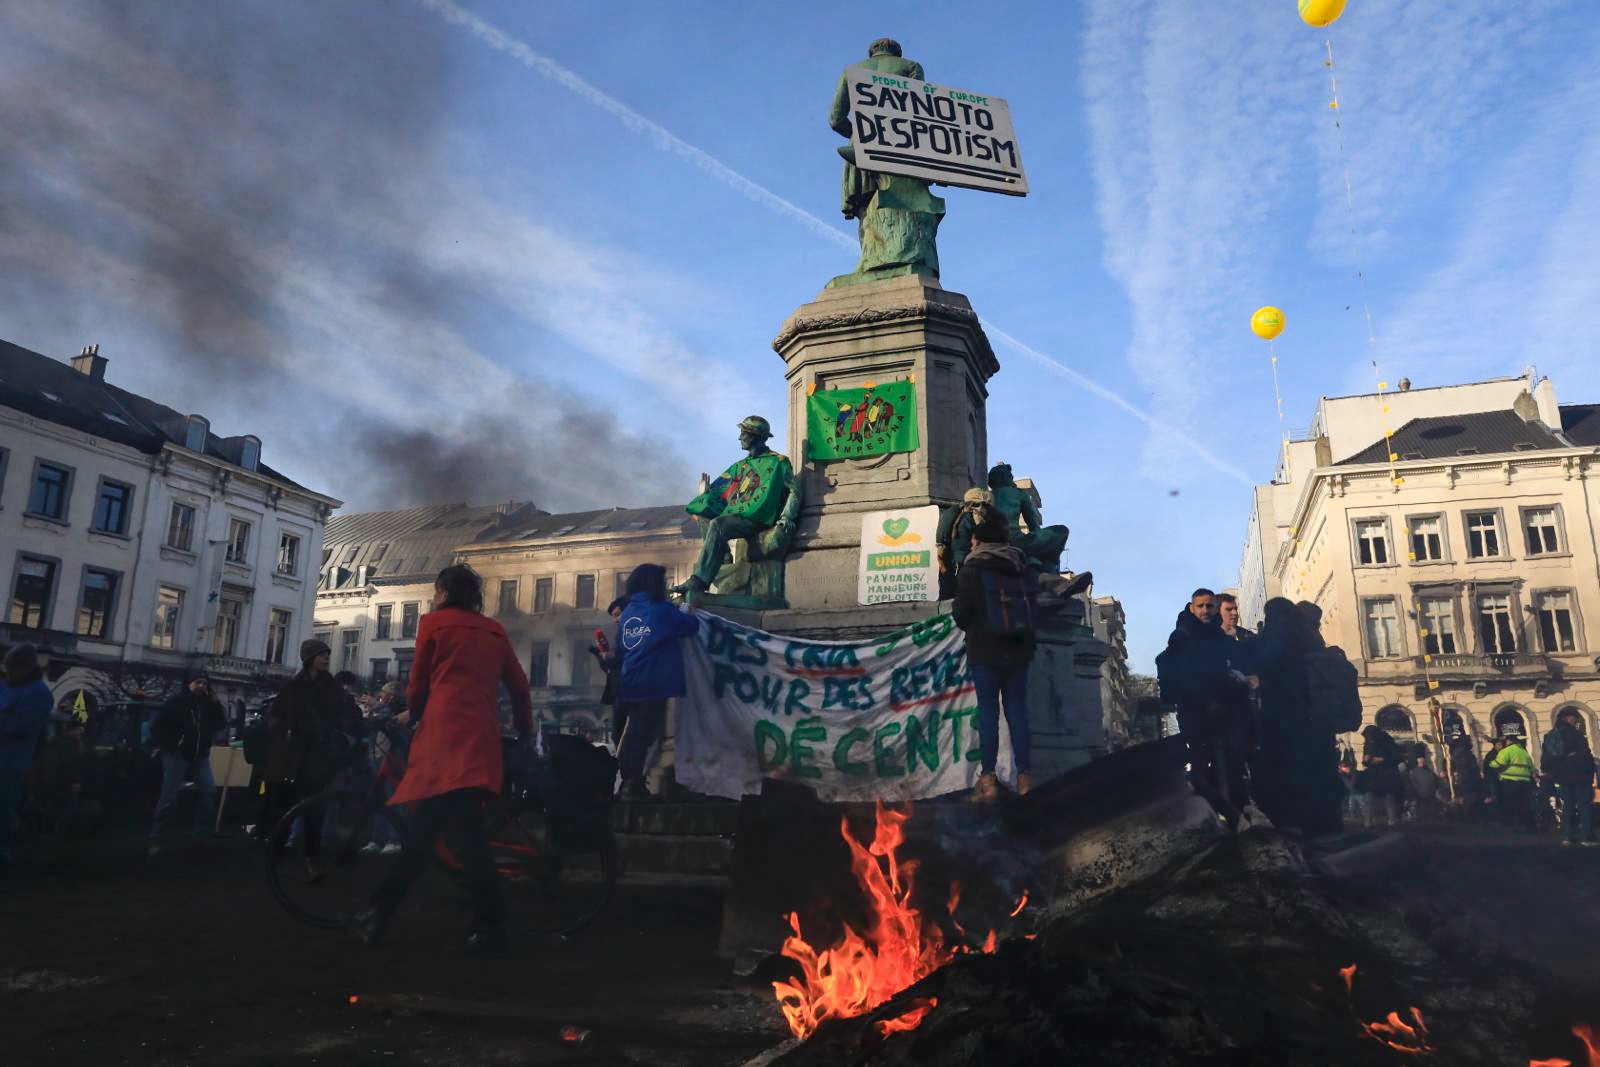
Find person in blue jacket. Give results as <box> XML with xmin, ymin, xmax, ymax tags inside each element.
<box><xmin>0</xmin><ymin>644</ymin><xmax>54</xmax><ymax>876</ymax></box>
<box><xmin>614</xmin><ymin>564</ymin><xmax>698</xmax><ymax>800</ymax></box>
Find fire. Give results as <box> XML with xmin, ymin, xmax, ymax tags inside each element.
<box><xmin>1009</xmin><ymin>890</ymin><xmax>1029</xmax><ymax>918</ymax></box>
<box><xmin>1339</xmin><ymin>964</ymin><xmax>1433</xmax><ymax>1055</ymax></box>
<box><xmin>770</xmin><ymin>802</ymin><xmax>1001</xmax><ymax>1041</ymax></box>
<box><xmin>1531</xmin><ymin>1023</ymin><xmax>1600</xmax><ymax>1067</ymax></box>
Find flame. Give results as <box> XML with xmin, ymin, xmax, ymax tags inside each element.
<box><xmin>1339</xmin><ymin>965</ymin><xmax>1433</xmax><ymax>1055</ymax></box>
<box><xmin>770</xmin><ymin>802</ymin><xmax>999</xmax><ymax>1041</ymax></box>
<box><xmin>1535</xmin><ymin>1024</ymin><xmax>1600</xmax><ymax>1067</ymax></box>
<box><xmin>874</xmin><ymin>996</ymin><xmax>938</xmax><ymax>1037</ymax></box>
<box><xmin>1009</xmin><ymin>890</ymin><xmax>1029</xmax><ymax>918</ymax></box>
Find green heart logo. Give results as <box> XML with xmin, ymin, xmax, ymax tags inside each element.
<box><xmin>883</xmin><ymin>517</ymin><xmax>910</xmax><ymax>539</ymax></box>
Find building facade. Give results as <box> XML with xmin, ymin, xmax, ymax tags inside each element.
<box><xmin>1089</xmin><ymin>595</ymin><xmax>1134</xmax><ymax>751</ymax></box>
<box><xmin>314</xmin><ymin>502</ymin><xmax>701</xmax><ymax>742</ymax></box>
<box><xmin>1238</xmin><ymin>368</ymin><xmax>1600</xmax><ymax>765</ymax></box>
<box><xmin>0</xmin><ymin>339</ymin><xmax>339</xmax><ymax>715</ymax></box>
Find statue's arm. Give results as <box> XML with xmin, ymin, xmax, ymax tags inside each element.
<box><xmin>1021</xmin><ymin>494</ymin><xmax>1044</xmax><ymax>534</ymax></box>
<box><xmin>687</xmin><ymin>468</ymin><xmax>734</xmax><ymax>519</ymax></box>
<box><xmin>828</xmin><ymin>71</ymin><xmax>853</xmax><ymax>138</ymax></box>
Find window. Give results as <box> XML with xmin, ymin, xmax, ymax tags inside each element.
<box><xmin>314</xmin><ymin>629</ymin><xmax>334</xmax><ymax>655</ymax></box>
<box><xmin>1535</xmin><ymin>591</ymin><xmax>1578</xmax><ymax>653</ymax></box>
<box><xmin>1464</xmin><ymin>511</ymin><xmax>1503</xmax><ymax>559</ymax></box>
<box><xmin>27</xmin><ymin>461</ymin><xmax>72</xmax><ymax>521</ymax></box>
<box><xmin>265</xmin><ymin>608</ymin><xmax>292</xmax><ymax>665</ymax></box>
<box><xmin>533</xmin><ymin>576</ymin><xmax>554</xmax><ymax>613</ymax></box>
<box><xmin>498</xmin><ymin>579</ymin><xmax>519</xmax><ymax>617</ymax></box>
<box><xmin>1419</xmin><ymin>597</ymin><xmax>1458</xmax><ymax>655</ymax></box>
<box><xmin>213</xmin><ymin>596</ymin><xmax>244</xmax><ymax>656</ymax></box>
<box><xmin>570</xmin><ymin>633</ymin><xmax>591</xmax><ymax>687</ymax></box>
<box><xmin>1522</xmin><ymin>507</ymin><xmax>1562</xmax><ymax>556</ymax></box>
<box><xmin>395</xmin><ymin>651</ymin><xmax>413</xmax><ymax>691</ymax></box>
<box><xmin>167</xmin><ymin>501</ymin><xmax>196</xmax><ymax>551</ymax></box>
<box><xmin>9</xmin><ymin>557</ymin><xmax>56</xmax><ymax>628</ymax></box>
<box><xmin>340</xmin><ymin>629</ymin><xmax>361</xmax><ymax>673</ymax></box>
<box><xmin>615</xmin><ymin>571</ymin><xmax>629</xmax><ymax>602</ymax></box>
<box><xmin>414</xmin><ymin>556</ymin><xmax>430</xmax><ymax>574</ymax></box>
<box><xmin>226</xmin><ymin>517</ymin><xmax>251</xmax><ymax>564</ymax></box>
<box><xmin>184</xmin><ymin>415</ymin><xmax>208</xmax><ymax>452</ymax></box>
<box><xmin>277</xmin><ymin>532</ymin><xmax>301</xmax><ymax>576</ymax></box>
<box><xmin>401</xmin><ymin>602</ymin><xmax>419</xmax><ymax>639</ymax></box>
<box><xmin>342</xmin><ymin>545</ymin><xmax>359</xmax><ymax>565</ymax></box>
<box><xmin>370</xmin><ymin>659</ymin><xmax>389</xmax><ymax>686</ymax></box>
<box><xmin>1408</xmin><ymin>516</ymin><xmax>1445</xmax><ymax>562</ymax></box>
<box><xmin>239</xmin><ymin>437</ymin><xmax>260</xmax><ymax>471</ymax></box>
<box><xmin>92</xmin><ymin>480</ymin><xmax>133</xmax><ymax>535</ymax></box>
<box><xmin>375</xmin><ymin>604</ymin><xmax>393</xmax><ymax>640</ymax></box>
<box><xmin>151</xmin><ymin>587</ymin><xmax>184</xmax><ymax>649</ymax></box>
<box><xmin>1363</xmin><ymin>597</ymin><xmax>1403</xmax><ymax>658</ymax></box>
<box><xmin>575</xmin><ymin>574</ymin><xmax>597</xmax><ymax>611</ymax></box>
<box><xmin>1476</xmin><ymin>593</ymin><xmax>1517</xmax><ymax>654</ymax></box>
<box><xmin>370</xmin><ymin>543</ymin><xmax>389</xmax><ymax>563</ymax></box>
<box><xmin>76</xmin><ymin>568</ymin><xmax>118</xmax><ymax>638</ymax></box>
<box><xmin>529</xmin><ymin>641</ymin><xmax>551</xmax><ymax>688</ymax></box>
<box><xmin>1354</xmin><ymin>519</ymin><xmax>1389</xmax><ymax>565</ymax></box>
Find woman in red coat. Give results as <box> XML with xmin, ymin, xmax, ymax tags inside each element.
<box><xmin>355</xmin><ymin>564</ymin><xmax>532</xmax><ymax>956</ymax></box>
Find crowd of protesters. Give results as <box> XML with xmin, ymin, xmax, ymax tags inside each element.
<box><xmin>1158</xmin><ymin>586</ymin><xmax>1599</xmax><ymax>844</ymax></box>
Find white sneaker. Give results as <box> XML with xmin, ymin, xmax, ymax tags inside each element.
<box><xmin>359</xmin><ymin>842</ymin><xmax>381</xmax><ymax>856</ymax></box>
<box><xmin>380</xmin><ymin>843</ymin><xmax>402</xmax><ymax>855</ymax></box>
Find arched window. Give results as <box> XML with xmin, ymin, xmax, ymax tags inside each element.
<box><xmin>1375</xmin><ymin>705</ymin><xmax>1414</xmax><ymax>734</ymax></box>
<box><xmin>1493</xmin><ymin>705</ymin><xmax>1528</xmax><ymax>739</ymax></box>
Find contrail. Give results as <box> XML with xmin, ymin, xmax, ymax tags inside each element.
<box><xmin>419</xmin><ymin>0</ymin><xmax>1255</xmax><ymax>488</ymax></box>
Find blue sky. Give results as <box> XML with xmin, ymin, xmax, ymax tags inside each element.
<box><xmin>3</xmin><ymin>1</ymin><xmax>1598</xmax><ymax>669</ymax></box>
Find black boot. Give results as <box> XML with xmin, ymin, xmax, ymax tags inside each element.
<box><xmin>464</xmin><ymin>924</ymin><xmax>508</xmax><ymax>958</ymax></box>
<box><xmin>351</xmin><ymin>904</ymin><xmax>394</xmax><ymax>947</ymax></box>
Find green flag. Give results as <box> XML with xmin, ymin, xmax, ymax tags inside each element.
<box><xmin>806</xmin><ymin>381</ymin><xmax>919</xmax><ymax>460</ymax></box>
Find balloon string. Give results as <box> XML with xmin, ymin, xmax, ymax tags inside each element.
<box><xmin>1269</xmin><ymin>338</ymin><xmax>1290</xmax><ymax>482</ymax></box>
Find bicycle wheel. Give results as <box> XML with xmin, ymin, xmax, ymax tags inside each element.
<box><xmin>457</xmin><ymin>809</ymin><xmax>621</xmax><ymax>940</ymax></box>
<box><xmin>267</xmin><ymin>789</ymin><xmax>394</xmax><ymax>930</ymax></box>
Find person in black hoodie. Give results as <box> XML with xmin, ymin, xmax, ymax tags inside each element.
<box><xmin>1156</xmin><ymin>589</ymin><xmax>1256</xmax><ymax>828</ymax></box>
<box><xmin>147</xmin><ymin>673</ymin><xmax>227</xmax><ymax>849</ymax></box>
<box><xmin>953</xmin><ymin>510</ymin><xmax>1036</xmax><ymax>803</ymax></box>
<box><xmin>264</xmin><ymin>640</ymin><xmax>362</xmax><ymax>879</ymax></box>
<box><xmin>1541</xmin><ymin>709</ymin><xmax>1597</xmax><ymax>846</ymax></box>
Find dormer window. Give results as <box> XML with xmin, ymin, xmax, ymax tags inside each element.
<box><xmin>185</xmin><ymin>415</ymin><xmax>209</xmax><ymax>452</ymax></box>
<box><xmin>239</xmin><ymin>435</ymin><xmax>260</xmax><ymax>472</ymax></box>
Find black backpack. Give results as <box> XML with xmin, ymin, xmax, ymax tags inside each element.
<box><xmin>978</xmin><ymin>568</ymin><xmax>1037</xmax><ymax>642</ymax></box>
<box><xmin>1305</xmin><ymin>646</ymin><xmax>1362</xmax><ymax>733</ymax></box>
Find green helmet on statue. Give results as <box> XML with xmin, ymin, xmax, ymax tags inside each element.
<box><xmin>737</xmin><ymin>416</ymin><xmax>773</xmax><ymax>440</ymax></box>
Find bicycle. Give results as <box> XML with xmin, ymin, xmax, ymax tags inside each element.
<box><xmin>267</xmin><ymin>723</ymin><xmax>621</xmax><ymax>940</ymax></box>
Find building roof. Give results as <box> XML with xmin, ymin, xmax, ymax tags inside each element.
<box><xmin>1560</xmin><ymin>404</ymin><xmax>1600</xmax><ymax>447</ymax></box>
<box><xmin>317</xmin><ymin>502</ymin><xmax>697</xmax><ymax>593</ymax></box>
<box><xmin>1338</xmin><ymin>410</ymin><xmax>1568</xmax><ymax>466</ymax></box>
<box><xmin>320</xmin><ymin>501</ymin><xmax>539</xmax><ymax>590</ymax></box>
<box><xmin>0</xmin><ymin>337</ymin><xmax>314</xmax><ymax>492</ymax></box>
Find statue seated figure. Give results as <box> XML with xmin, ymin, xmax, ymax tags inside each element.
<box><xmin>674</xmin><ymin>416</ymin><xmax>802</xmax><ymax>608</ymax></box>
<box><xmin>938</xmin><ymin>464</ymin><xmax>1091</xmax><ymax>601</ymax></box>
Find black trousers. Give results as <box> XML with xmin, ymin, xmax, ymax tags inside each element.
<box><xmin>371</xmin><ymin>789</ymin><xmax>504</xmax><ymax>927</ymax></box>
<box><xmin>617</xmin><ymin>699</ymin><xmax>667</xmax><ymax>783</ymax></box>
<box><xmin>266</xmin><ymin>779</ymin><xmax>326</xmax><ymax>858</ymax></box>
<box><xmin>1178</xmin><ymin>705</ymin><xmax>1251</xmax><ymax>812</ymax></box>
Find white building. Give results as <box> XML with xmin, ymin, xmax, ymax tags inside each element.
<box><xmin>0</xmin><ymin>339</ymin><xmax>340</xmax><ymax>715</ymax></box>
<box><xmin>1236</xmin><ymin>368</ymin><xmax>1600</xmax><ymax>764</ymax></box>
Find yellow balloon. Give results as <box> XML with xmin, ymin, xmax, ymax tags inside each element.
<box><xmin>1299</xmin><ymin>0</ymin><xmax>1347</xmax><ymax>28</ymax></box>
<box><xmin>1251</xmin><ymin>306</ymin><xmax>1285</xmax><ymax>341</ymax></box>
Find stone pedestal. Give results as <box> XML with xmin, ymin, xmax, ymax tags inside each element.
<box><xmin>772</xmin><ymin>275</ymin><xmax>998</xmax><ymax>612</ymax></box>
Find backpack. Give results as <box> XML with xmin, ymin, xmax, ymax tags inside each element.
<box><xmin>978</xmin><ymin>568</ymin><xmax>1037</xmax><ymax>641</ymax></box>
<box><xmin>1305</xmin><ymin>646</ymin><xmax>1362</xmax><ymax>733</ymax></box>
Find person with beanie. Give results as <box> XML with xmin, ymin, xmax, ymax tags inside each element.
<box><xmin>263</xmin><ymin>637</ymin><xmax>361</xmax><ymax>880</ymax></box>
<box><xmin>146</xmin><ymin>671</ymin><xmax>228</xmax><ymax>851</ymax></box>
<box><xmin>0</xmin><ymin>645</ymin><xmax>53</xmax><ymax>875</ymax></box>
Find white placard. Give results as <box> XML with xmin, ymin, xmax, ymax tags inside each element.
<box><xmin>844</xmin><ymin>66</ymin><xmax>1028</xmax><ymax>196</ymax></box>
<box><xmin>858</xmin><ymin>505</ymin><xmax>941</xmax><ymax>606</ymax></box>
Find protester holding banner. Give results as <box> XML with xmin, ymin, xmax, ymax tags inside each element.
<box><xmin>952</xmin><ymin>510</ymin><xmax>1035</xmax><ymax>803</ymax></box>
<box><xmin>615</xmin><ymin>564</ymin><xmax>699</xmax><ymax>801</ymax></box>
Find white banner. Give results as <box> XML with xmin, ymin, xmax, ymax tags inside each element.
<box><xmin>858</xmin><ymin>505</ymin><xmax>940</xmax><ymax>606</ymax></box>
<box><xmin>676</xmin><ymin>612</ymin><xmax>1011</xmax><ymax>802</ymax></box>
<box><xmin>845</xmin><ymin>66</ymin><xmax>1028</xmax><ymax>195</ymax></box>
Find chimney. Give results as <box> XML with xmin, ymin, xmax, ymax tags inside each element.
<box><xmin>1512</xmin><ymin>390</ymin><xmax>1539</xmax><ymax>422</ymax></box>
<box><xmin>70</xmin><ymin>343</ymin><xmax>107</xmax><ymax>382</ymax></box>
<box><xmin>1398</xmin><ymin>377</ymin><xmax>1411</xmax><ymax>392</ymax></box>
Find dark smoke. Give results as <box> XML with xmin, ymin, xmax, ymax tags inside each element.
<box><xmin>0</xmin><ymin>1</ymin><xmax>692</xmax><ymax>511</ymax></box>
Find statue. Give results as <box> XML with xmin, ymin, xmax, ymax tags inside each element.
<box><xmin>827</xmin><ymin>38</ymin><xmax>945</xmax><ymax>287</ymax></box>
<box><xmin>937</xmin><ymin>464</ymin><xmax>1092</xmax><ymax>600</ymax></box>
<box><xmin>675</xmin><ymin>416</ymin><xmax>802</xmax><ymax>608</ymax></box>
<box><xmin>987</xmin><ymin>462</ymin><xmax>1069</xmax><ymax>573</ymax></box>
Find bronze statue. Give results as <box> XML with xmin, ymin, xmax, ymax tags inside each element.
<box><xmin>986</xmin><ymin>462</ymin><xmax>1068</xmax><ymax>573</ymax></box>
<box><xmin>676</xmin><ymin>416</ymin><xmax>801</xmax><ymax>607</ymax></box>
<box><xmin>827</xmin><ymin>38</ymin><xmax>944</xmax><ymax>287</ymax></box>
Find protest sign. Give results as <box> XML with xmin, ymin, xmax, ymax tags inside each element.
<box><xmin>675</xmin><ymin>612</ymin><xmax>1011</xmax><ymax>802</ymax></box>
<box><xmin>858</xmin><ymin>506</ymin><xmax>940</xmax><ymax>606</ymax></box>
<box><xmin>844</xmin><ymin>66</ymin><xmax>1028</xmax><ymax>196</ymax></box>
<box><xmin>805</xmin><ymin>380</ymin><xmax>918</xmax><ymax>460</ymax></box>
